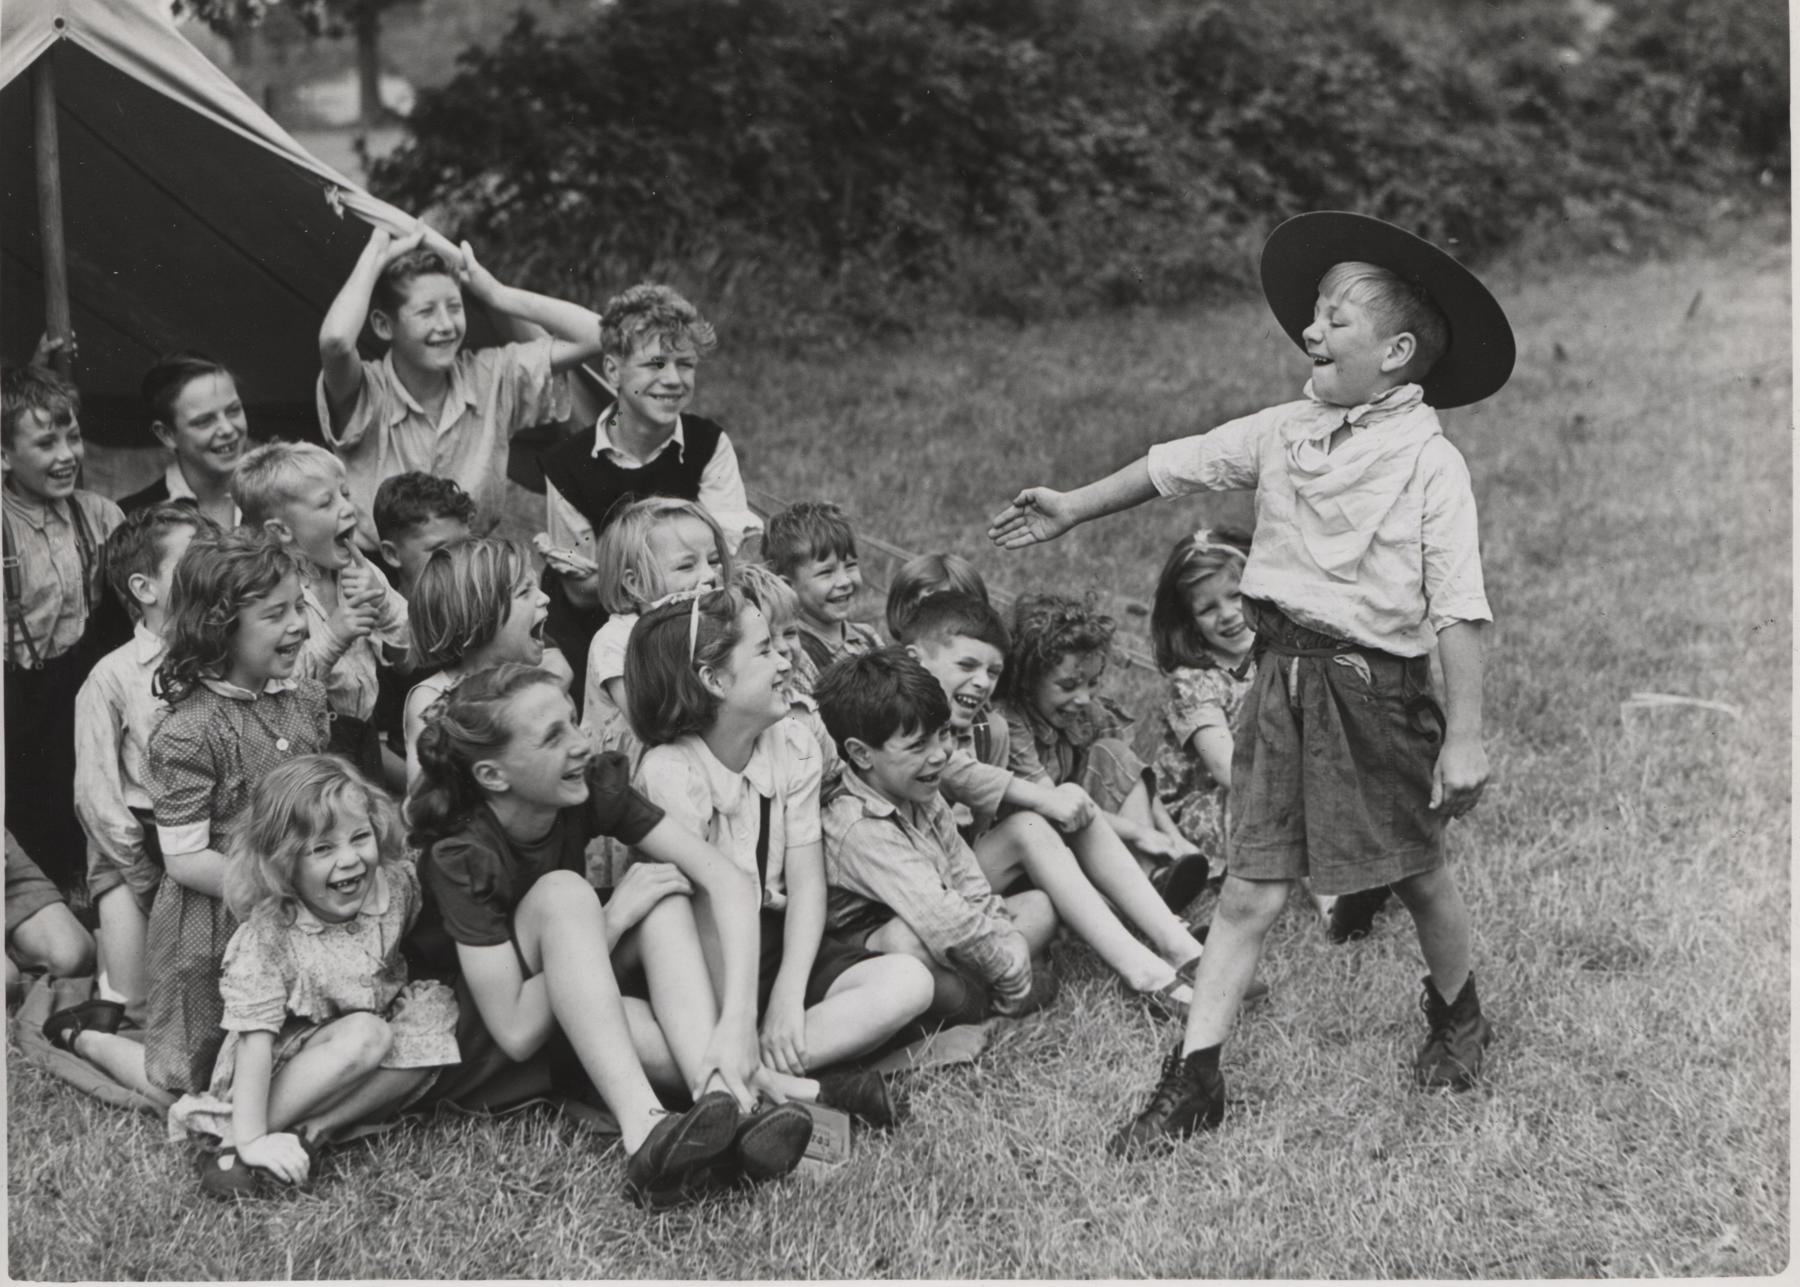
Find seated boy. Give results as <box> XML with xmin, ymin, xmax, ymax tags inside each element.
<box><xmin>73</xmin><ymin>503</ymin><xmax>210</xmax><ymax>1016</ymax></box>
<box><xmin>122</xmin><ymin>352</ymin><xmax>245</xmax><ymax>530</ymax></box>
<box><xmin>233</xmin><ymin>441</ymin><xmax>409</xmax><ymax>788</ymax></box>
<box><xmin>318</xmin><ymin>226</ymin><xmax>603</xmax><ymax>551</ymax></box>
<box><xmin>2</xmin><ymin>364</ymin><xmax>126</xmax><ymax>891</ymax></box>
<box><xmin>990</xmin><ymin>212</ymin><xmax>1513</xmax><ymax>1149</ymax></box>
<box><xmin>900</xmin><ymin>592</ymin><xmax>1208</xmax><ymax>1010</ymax></box>
<box><xmin>4</xmin><ymin>830</ymin><xmax>93</xmax><ymax>1005</ymax></box>
<box><xmin>373</xmin><ymin>471</ymin><xmax>478</xmax><ymax>600</ymax></box>
<box><xmin>537</xmin><ymin>284</ymin><xmax>763</xmax><ymax>682</ymax></box>
<box><xmin>765</xmin><ymin>501</ymin><xmax>883</xmax><ymax>672</ymax></box>
<box><xmin>816</xmin><ymin>647</ymin><xmax>1057</xmax><ymax>1022</ymax></box>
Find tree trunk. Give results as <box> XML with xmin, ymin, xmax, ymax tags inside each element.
<box><xmin>355</xmin><ymin>3</ymin><xmax>384</xmax><ymax>128</ymax></box>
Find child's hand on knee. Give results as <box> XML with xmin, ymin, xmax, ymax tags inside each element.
<box><xmin>606</xmin><ymin>862</ymin><xmax>692</xmax><ymax>938</ymax></box>
<box><xmin>237</xmin><ymin>1131</ymin><xmax>311</xmax><ymax>1186</ymax></box>
<box><xmin>1043</xmin><ymin>783</ymin><xmax>1097</xmax><ymax>832</ymax></box>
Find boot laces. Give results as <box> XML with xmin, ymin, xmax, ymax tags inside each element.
<box><xmin>1146</xmin><ymin>1047</ymin><xmax>1192</xmax><ymax>1116</ymax></box>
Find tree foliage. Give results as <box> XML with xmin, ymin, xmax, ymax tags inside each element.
<box><xmin>368</xmin><ymin>0</ymin><xmax>1788</xmax><ymax>334</ymax></box>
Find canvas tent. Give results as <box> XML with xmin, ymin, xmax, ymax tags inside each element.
<box><xmin>1</xmin><ymin>0</ymin><xmax>593</xmax><ymax>482</ymax></box>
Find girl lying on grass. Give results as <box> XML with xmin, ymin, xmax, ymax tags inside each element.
<box><xmin>996</xmin><ymin>593</ymin><xmax>1212</xmax><ymax>915</ymax></box>
<box><xmin>171</xmin><ymin>755</ymin><xmax>460</xmax><ymax>1198</ymax></box>
<box><xmin>627</xmin><ymin>588</ymin><xmax>931</xmax><ymax>1129</ymax></box>
<box><xmin>405</xmin><ymin>663</ymin><xmax>814</xmax><ymax>1208</ymax></box>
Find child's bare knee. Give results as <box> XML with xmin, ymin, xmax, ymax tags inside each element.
<box><xmin>329</xmin><ymin>1012</ymin><xmax>394</xmax><ymax>1069</ymax></box>
<box><xmin>867</xmin><ymin>918</ymin><xmax>933</xmax><ymax>965</ymax></box>
<box><xmin>880</xmin><ymin>953</ymin><xmax>936</xmax><ymax>1014</ymax></box>
<box><xmin>1217</xmin><ymin>876</ymin><xmax>1289</xmax><ymax>927</ymax></box>
<box><xmin>1007</xmin><ymin>889</ymin><xmax>1058</xmax><ymax>945</ymax></box>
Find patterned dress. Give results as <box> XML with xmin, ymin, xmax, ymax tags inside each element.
<box><xmin>167</xmin><ymin>864</ymin><xmax>460</xmax><ymax>1144</ymax></box>
<box><xmin>143</xmin><ymin>677</ymin><xmax>329</xmax><ymax>1094</ymax></box>
<box><xmin>1151</xmin><ymin>660</ymin><xmax>1254</xmax><ymax>857</ymax></box>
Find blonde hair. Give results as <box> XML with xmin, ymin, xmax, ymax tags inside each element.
<box><xmin>1317</xmin><ymin>261</ymin><xmax>1450</xmax><ymax>380</ymax></box>
<box><xmin>594</xmin><ymin>497</ymin><xmax>732</xmax><ymax>615</ymax></box>
<box><xmin>224</xmin><ymin>754</ymin><xmax>405</xmax><ymax>922</ymax></box>
<box><xmin>732</xmin><ymin>562</ymin><xmax>800</xmax><ymax>629</ymax></box>
<box><xmin>409</xmin><ymin>538</ymin><xmax>531</xmax><ymax>670</ymax></box>
<box><xmin>232</xmin><ymin>440</ymin><xmax>345</xmax><ymax>527</ymax></box>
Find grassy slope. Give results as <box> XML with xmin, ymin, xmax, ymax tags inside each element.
<box><xmin>8</xmin><ymin>226</ymin><xmax>1789</xmax><ymax>1280</ymax></box>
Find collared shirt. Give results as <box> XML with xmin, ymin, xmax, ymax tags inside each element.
<box><xmin>317</xmin><ymin>338</ymin><xmax>571</xmax><ymax>549</ymax></box>
<box><xmin>160</xmin><ymin>460</ymin><xmax>241</xmax><ymax>528</ymax></box>
<box><xmin>73</xmin><ymin>623</ymin><xmax>169</xmax><ymax>877</ymax></box>
<box><xmin>580</xmin><ymin>612</ymin><xmax>638</xmax><ymax>753</ymax></box>
<box><xmin>634</xmin><ymin>717</ymin><xmax>823</xmax><ymax>910</ymax></box>
<box><xmin>798</xmin><ymin>618</ymin><xmax>884</xmax><ymax>672</ymax></box>
<box><xmin>1145</xmin><ymin>388</ymin><xmax>1490</xmax><ymax>656</ymax></box>
<box><xmin>2</xmin><ymin>485</ymin><xmax>123</xmax><ymax>667</ymax></box>
<box><xmin>297</xmin><ymin>561</ymin><xmax>409</xmax><ymax>722</ymax></box>
<box><xmin>821</xmin><ymin>768</ymin><xmax>1028</xmax><ymax>996</ymax></box>
<box><xmin>544</xmin><ymin>412</ymin><xmax>762</xmax><ymax>558</ymax></box>
<box><xmin>937</xmin><ymin>710</ymin><xmax>1014</xmax><ymax>838</ymax></box>
<box><xmin>999</xmin><ymin>696</ymin><xmax>1135</xmax><ymax>789</ymax></box>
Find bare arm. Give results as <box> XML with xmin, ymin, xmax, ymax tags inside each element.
<box><xmin>165</xmin><ymin>847</ymin><xmax>228</xmax><ymax>899</ymax></box>
<box><xmin>319</xmin><ymin>227</ymin><xmax>424</xmax><ymax>428</ymax></box>
<box><xmin>1431</xmin><ymin>620</ymin><xmax>1488</xmax><ymax>815</ymax></box>
<box><xmin>457</xmin><ymin>242</ymin><xmax>604</xmax><ymax>374</ymax></box>
<box><xmin>987</xmin><ymin>457</ymin><xmax>1158</xmax><ymax>550</ymax></box>
<box><xmin>456</xmin><ymin>940</ymin><xmax>556</xmax><ymax>1061</ymax></box>
<box><xmin>1187</xmin><ymin>726</ymin><xmax>1235</xmax><ymax>792</ymax></box>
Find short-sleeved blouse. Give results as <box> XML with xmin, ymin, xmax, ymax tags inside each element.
<box><xmin>1151</xmin><ymin>660</ymin><xmax>1253</xmax><ymax>852</ymax></box>
<box><xmin>147</xmin><ymin>678</ymin><xmax>331</xmax><ymax>855</ymax></box>
<box><xmin>634</xmin><ymin>717</ymin><xmax>823</xmax><ymax>910</ymax></box>
<box><xmin>412</xmin><ymin>753</ymin><xmax>663</xmax><ymax>978</ymax></box>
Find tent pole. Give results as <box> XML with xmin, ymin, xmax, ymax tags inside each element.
<box><xmin>33</xmin><ymin>55</ymin><xmax>72</xmax><ymax>380</ymax></box>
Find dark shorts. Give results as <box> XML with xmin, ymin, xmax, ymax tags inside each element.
<box><xmin>85</xmin><ymin>807</ymin><xmax>162</xmax><ymax>914</ymax></box>
<box><xmin>5</xmin><ymin>834</ymin><xmax>65</xmax><ymax>937</ymax></box>
<box><xmin>755</xmin><ymin>906</ymin><xmax>878</xmax><ymax>1014</ymax></box>
<box><xmin>1228</xmin><ymin>600</ymin><xmax>1447</xmax><ymax>897</ymax></box>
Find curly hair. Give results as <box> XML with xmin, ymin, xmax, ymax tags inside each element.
<box><xmin>625</xmin><ymin>587</ymin><xmax>752</xmax><ymax>746</ymax></box>
<box><xmin>374</xmin><ymin>471</ymin><xmax>478</xmax><ymax>544</ymax></box>
<box><xmin>599</xmin><ymin>283</ymin><xmax>717</xmax><ymax>364</ymax></box>
<box><xmin>405</xmin><ymin>663</ymin><xmax>567</xmax><ymax>851</ymax></box>
<box><xmin>996</xmin><ymin>592</ymin><xmax>1116</xmax><ymax>707</ymax></box>
<box><xmin>224</xmin><ymin>754</ymin><xmax>405</xmax><ymax>923</ymax></box>
<box><xmin>155</xmin><ymin>528</ymin><xmax>300</xmax><ymax>703</ymax></box>
<box><xmin>1150</xmin><ymin>527</ymin><xmax>1251</xmax><ymax>673</ymax></box>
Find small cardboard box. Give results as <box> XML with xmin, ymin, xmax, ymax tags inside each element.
<box><xmin>795</xmin><ymin>1102</ymin><xmax>852</xmax><ymax>1178</ymax></box>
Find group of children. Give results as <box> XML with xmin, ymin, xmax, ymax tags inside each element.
<box><xmin>5</xmin><ymin>208</ymin><xmax>1512</xmax><ymax>1204</ymax></box>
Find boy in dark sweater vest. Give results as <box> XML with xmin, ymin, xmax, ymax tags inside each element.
<box><xmin>538</xmin><ymin>285</ymin><xmax>760</xmax><ymax>704</ymax></box>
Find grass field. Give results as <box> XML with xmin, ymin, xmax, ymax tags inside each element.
<box><xmin>8</xmin><ymin>218</ymin><xmax>1789</xmax><ymax>1280</ymax></box>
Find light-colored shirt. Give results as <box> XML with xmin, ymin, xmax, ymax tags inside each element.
<box><xmin>581</xmin><ymin>612</ymin><xmax>638</xmax><ymax>753</ymax></box>
<box><xmin>937</xmin><ymin>710</ymin><xmax>1014</xmax><ymax>838</ymax></box>
<box><xmin>634</xmin><ymin>717</ymin><xmax>823</xmax><ymax>911</ymax></box>
<box><xmin>318</xmin><ymin>338</ymin><xmax>571</xmax><ymax>549</ymax></box>
<box><xmin>297</xmin><ymin>561</ymin><xmax>409</xmax><ymax>722</ymax></box>
<box><xmin>160</xmin><ymin>460</ymin><xmax>241</xmax><ymax>528</ymax></box>
<box><xmin>822</xmin><ymin>767</ymin><xmax>1028</xmax><ymax>998</ymax></box>
<box><xmin>73</xmin><ymin>623</ymin><xmax>168</xmax><ymax>880</ymax></box>
<box><xmin>544</xmin><ymin>413</ymin><xmax>762</xmax><ymax>558</ymax></box>
<box><xmin>1</xmin><ymin>485</ymin><xmax>123</xmax><ymax>667</ymax></box>
<box><xmin>1145</xmin><ymin>387</ymin><xmax>1490</xmax><ymax>656</ymax></box>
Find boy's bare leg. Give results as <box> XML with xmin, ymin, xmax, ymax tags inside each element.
<box><xmin>800</xmin><ymin>954</ymin><xmax>934</xmax><ymax>1069</ymax></box>
<box><xmin>977</xmin><ymin>814</ymin><xmax>1184</xmax><ymax>993</ymax></box>
<box><xmin>10</xmin><ymin>902</ymin><xmax>94</xmax><ymax>979</ymax></box>
<box><xmin>94</xmin><ymin>886</ymin><xmax>150</xmax><ymax>1007</ymax></box>
<box><xmin>1062</xmin><ymin>816</ymin><xmax>1204</xmax><ymax>966</ymax></box>
<box><xmin>867</xmin><ymin>918</ymin><xmax>985</xmax><ymax>1016</ymax></box>
<box><xmin>1002</xmin><ymin>889</ymin><xmax>1058</xmax><ymax>955</ymax></box>
<box><xmin>1389</xmin><ymin>866</ymin><xmax>1472</xmax><ymax>999</ymax></box>
<box><xmin>69</xmin><ymin>1030</ymin><xmax>176</xmax><ymax>1108</ymax></box>
<box><xmin>1180</xmin><ymin>875</ymin><xmax>1288</xmax><ymax>1055</ymax></box>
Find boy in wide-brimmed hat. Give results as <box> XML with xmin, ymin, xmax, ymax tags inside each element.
<box><xmin>987</xmin><ymin>212</ymin><xmax>1516</xmax><ymax>1151</ymax></box>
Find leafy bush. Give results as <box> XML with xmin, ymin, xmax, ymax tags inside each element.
<box><xmin>369</xmin><ymin>0</ymin><xmax>1786</xmax><ymax>338</ymax></box>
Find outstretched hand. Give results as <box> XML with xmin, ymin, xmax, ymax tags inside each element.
<box><xmin>988</xmin><ymin>487</ymin><xmax>1078</xmax><ymax>550</ymax></box>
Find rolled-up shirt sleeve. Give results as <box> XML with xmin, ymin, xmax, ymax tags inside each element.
<box><xmin>1417</xmin><ymin>440</ymin><xmax>1492</xmax><ymax>632</ymax></box>
<box><xmin>1146</xmin><ymin>408</ymin><xmax>1273</xmax><ymax>498</ymax></box>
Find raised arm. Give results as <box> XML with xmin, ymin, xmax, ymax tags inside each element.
<box><xmin>319</xmin><ymin>226</ymin><xmax>425</xmax><ymax>428</ymax></box>
<box><xmin>457</xmin><ymin>242</ymin><xmax>605</xmax><ymax>374</ymax></box>
<box><xmin>987</xmin><ymin>457</ymin><xmax>1158</xmax><ymax>550</ymax></box>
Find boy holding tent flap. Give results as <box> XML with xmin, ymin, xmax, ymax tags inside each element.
<box><xmin>317</xmin><ymin>225</ymin><xmax>606</xmax><ymax>552</ymax></box>
<box><xmin>989</xmin><ymin>212</ymin><xmax>1515</xmax><ymax>1151</ymax></box>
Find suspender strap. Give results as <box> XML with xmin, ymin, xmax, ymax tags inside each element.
<box><xmin>972</xmin><ymin>716</ymin><xmax>993</xmax><ymax>765</ymax></box>
<box><xmin>3</xmin><ymin>510</ymin><xmax>42</xmax><ymax>669</ymax></box>
<box><xmin>753</xmin><ymin>792</ymin><xmax>774</xmax><ymax>886</ymax></box>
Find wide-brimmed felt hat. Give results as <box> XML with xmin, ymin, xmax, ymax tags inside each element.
<box><xmin>1259</xmin><ymin>211</ymin><xmax>1515</xmax><ymax>409</ymax></box>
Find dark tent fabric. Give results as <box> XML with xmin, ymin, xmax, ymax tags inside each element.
<box><xmin>0</xmin><ymin>0</ymin><xmax>596</xmax><ymax>488</ymax></box>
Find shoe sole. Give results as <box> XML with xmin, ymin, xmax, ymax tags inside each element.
<box><xmin>625</xmin><ymin>1093</ymin><xmax>740</xmax><ymax>1205</ymax></box>
<box><xmin>735</xmin><ymin>1104</ymin><xmax>814</xmax><ymax>1182</ymax></box>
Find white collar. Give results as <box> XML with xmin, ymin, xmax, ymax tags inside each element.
<box><xmin>692</xmin><ymin>727</ymin><xmax>777</xmax><ymax>811</ymax></box>
<box><xmin>163</xmin><ymin>460</ymin><xmax>242</xmax><ymax>526</ymax></box>
<box><xmin>200</xmin><ymin>675</ymin><xmax>298</xmax><ymax>700</ymax></box>
<box><xmin>591</xmin><ymin>409</ymin><xmax>685</xmax><ymax>464</ymax></box>
<box><xmin>131</xmin><ymin>621</ymin><xmax>167</xmax><ymax>663</ymax></box>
